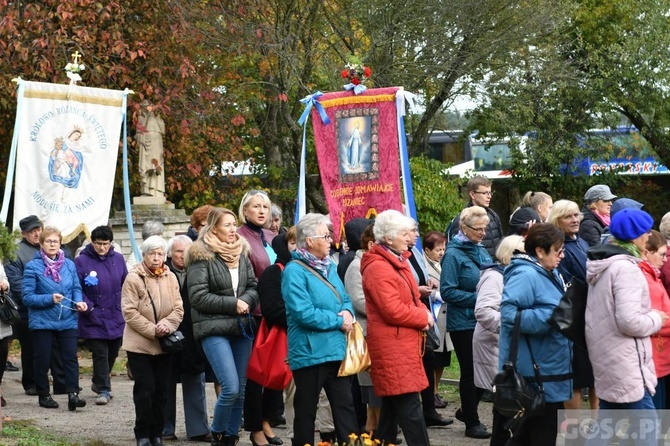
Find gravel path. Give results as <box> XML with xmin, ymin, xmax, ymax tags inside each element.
<box><xmin>1</xmin><ymin>353</ymin><xmax>495</xmax><ymax>446</ymax></box>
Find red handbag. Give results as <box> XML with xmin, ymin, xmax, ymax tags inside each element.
<box><xmin>246</xmin><ymin>318</ymin><xmax>292</xmax><ymax>390</ymax></box>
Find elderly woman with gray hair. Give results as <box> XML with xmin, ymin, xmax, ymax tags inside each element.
<box><xmin>281</xmin><ymin>213</ymin><xmax>359</xmax><ymax>446</ymax></box>
<box><xmin>440</xmin><ymin>205</ymin><xmax>492</xmax><ymax>439</ymax></box>
<box><xmin>361</xmin><ymin>209</ymin><xmax>434</xmax><ymax>446</ymax></box>
<box><xmin>660</xmin><ymin>212</ymin><xmax>670</xmax><ymax>294</ymax></box>
<box><xmin>122</xmin><ymin>235</ymin><xmax>184</xmax><ymax>446</ymax></box>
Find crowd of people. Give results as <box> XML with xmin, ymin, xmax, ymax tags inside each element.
<box><xmin>2</xmin><ymin>178</ymin><xmax>670</xmax><ymax>446</ymax></box>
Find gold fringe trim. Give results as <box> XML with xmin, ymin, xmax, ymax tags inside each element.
<box><xmin>24</xmin><ymin>90</ymin><xmax>123</xmax><ymax>107</ymax></box>
<box><xmin>365</xmin><ymin>208</ymin><xmax>378</xmax><ymax>219</ymax></box>
<box><xmin>319</xmin><ymin>94</ymin><xmax>396</xmax><ymax>109</ymax></box>
<box><xmin>61</xmin><ymin>223</ymin><xmax>91</xmax><ymax>244</ymax></box>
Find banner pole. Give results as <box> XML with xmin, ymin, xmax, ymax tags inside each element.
<box><xmin>121</xmin><ymin>91</ymin><xmax>141</xmax><ymax>262</ymax></box>
<box><xmin>0</xmin><ymin>79</ymin><xmax>26</xmax><ymax>225</ymax></box>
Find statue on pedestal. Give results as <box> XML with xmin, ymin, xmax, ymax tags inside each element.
<box><xmin>136</xmin><ymin>100</ymin><xmax>165</xmax><ymax>198</ymax></box>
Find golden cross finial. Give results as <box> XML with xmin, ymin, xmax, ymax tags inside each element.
<box><xmin>71</xmin><ymin>51</ymin><xmax>81</xmax><ymax>65</ymax></box>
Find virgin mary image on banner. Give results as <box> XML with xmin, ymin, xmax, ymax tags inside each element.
<box><xmin>339</xmin><ymin>116</ymin><xmax>372</xmax><ymax>175</ymax></box>
<box><xmin>48</xmin><ymin>126</ymin><xmax>85</xmax><ymax>188</ymax></box>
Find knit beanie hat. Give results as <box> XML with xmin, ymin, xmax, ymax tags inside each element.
<box><xmin>609</xmin><ymin>208</ymin><xmax>654</xmax><ymax>241</ymax></box>
<box><xmin>610</xmin><ymin>198</ymin><xmax>644</xmax><ymax>217</ymax></box>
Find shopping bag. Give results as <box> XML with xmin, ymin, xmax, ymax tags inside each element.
<box><xmin>338</xmin><ymin>321</ymin><xmax>371</xmax><ymax>377</ymax></box>
<box><xmin>246</xmin><ymin>318</ymin><xmax>292</xmax><ymax>390</ymax></box>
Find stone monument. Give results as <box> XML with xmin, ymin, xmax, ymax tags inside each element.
<box><xmin>134</xmin><ymin>100</ymin><xmax>166</xmax><ymax>205</ymax></box>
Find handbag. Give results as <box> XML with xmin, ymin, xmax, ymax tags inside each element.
<box><xmin>0</xmin><ymin>291</ymin><xmax>20</xmax><ymax>325</ymax></box>
<box><xmin>492</xmin><ymin>310</ymin><xmax>544</xmax><ymax>421</ymax></box>
<box><xmin>548</xmin><ymin>277</ymin><xmax>588</xmax><ymax>348</ymax></box>
<box><xmin>424</xmin><ymin>326</ymin><xmax>440</xmax><ymax>351</ymax></box>
<box><xmin>338</xmin><ymin>321</ymin><xmax>371</xmax><ymax>377</ymax></box>
<box><xmin>247</xmin><ymin>318</ymin><xmax>292</xmax><ymax>390</ymax></box>
<box><xmin>144</xmin><ymin>279</ymin><xmax>184</xmax><ymax>353</ymax></box>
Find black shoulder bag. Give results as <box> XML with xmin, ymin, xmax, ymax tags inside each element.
<box><xmin>548</xmin><ymin>277</ymin><xmax>588</xmax><ymax>348</ymax></box>
<box><xmin>491</xmin><ymin>309</ymin><xmax>545</xmax><ymax>422</ymax></box>
<box><xmin>0</xmin><ymin>290</ymin><xmax>20</xmax><ymax>325</ymax></box>
<box><xmin>144</xmin><ymin>280</ymin><xmax>184</xmax><ymax>353</ymax></box>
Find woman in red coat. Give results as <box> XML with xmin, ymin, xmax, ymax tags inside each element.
<box><xmin>360</xmin><ymin>210</ymin><xmax>434</xmax><ymax>446</ymax></box>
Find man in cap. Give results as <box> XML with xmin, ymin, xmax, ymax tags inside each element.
<box><xmin>579</xmin><ymin>184</ymin><xmax>617</xmax><ymax>247</ymax></box>
<box><xmin>4</xmin><ymin>215</ymin><xmax>66</xmax><ymax>395</ymax></box>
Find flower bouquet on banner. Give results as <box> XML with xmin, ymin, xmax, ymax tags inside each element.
<box><xmin>341</xmin><ymin>56</ymin><xmax>372</xmax><ymax>95</ymax></box>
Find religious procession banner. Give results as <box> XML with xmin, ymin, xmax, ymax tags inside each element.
<box><xmin>4</xmin><ymin>80</ymin><xmax>129</xmax><ymax>242</ymax></box>
<box><xmin>298</xmin><ymin>86</ymin><xmax>418</xmax><ymax>242</ymax></box>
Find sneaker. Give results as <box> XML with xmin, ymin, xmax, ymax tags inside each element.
<box><xmin>95</xmin><ymin>391</ymin><xmax>110</xmax><ymax>405</ymax></box>
<box><xmin>92</xmin><ymin>383</ymin><xmax>113</xmax><ymax>399</ymax></box>
<box><xmin>39</xmin><ymin>394</ymin><xmax>59</xmax><ymax>409</ymax></box>
<box><xmin>5</xmin><ymin>361</ymin><xmax>18</xmax><ymax>372</ymax></box>
<box><xmin>465</xmin><ymin>424</ymin><xmax>492</xmax><ymax>439</ymax></box>
<box><xmin>68</xmin><ymin>392</ymin><xmax>86</xmax><ymax>411</ymax></box>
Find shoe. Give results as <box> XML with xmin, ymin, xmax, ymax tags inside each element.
<box><xmin>68</xmin><ymin>392</ymin><xmax>86</xmax><ymax>411</ymax></box>
<box><xmin>480</xmin><ymin>389</ymin><xmax>493</xmax><ymax>403</ymax></box>
<box><xmin>137</xmin><ymin>439</ymin><xmax>151</xmax><ymax>446</ymax></box>
<box><xmin>434</xmin><ymin>393</ymin><xmax>447</xmax><ymax>409</ymax></box>
<box><xmin>150</xmin><ymin>438</ymin><xmax>164</xmax><ymax>446</ymax></box>
<box><xmin>95</xmin><ymin>391</ymin><xmax>110</xmax><ymax>405</ymax></box>
<box><xmin>1</xmin><ymin>396</ymin><xmax>6</xmax><ymax>407</ymax></box>
<box><xmin>25</xmin><ymin>387</ymin><xmax>38</xmax><ymax>396</ymax></box>
<box><xmin>267</xmin><ymin>416</ymin><xmax>286</xmax><ymax>427</ymax></box>
<box><xmin>250</xmin><ymin>433</ymin><xmax>270</xmax><ymax>446</ymax></box>
<box><xmin>210</xmin><ymin>431</ymin><xmax>224</xmax><ymax>446</ymax></box>
<box><xmin>264</xmin><ymin>434</ymin><xmax>283</xmax><ymax>445</ymax></box>
<box><xmin>188</xmin><ymin>433</ymin><xmax>212</xmax><ymax>442</ymax></box>
<box><xmin>465</xmin><ymin>424</ymin><xmax>492</xmax><ymax>439</ymax></box>
<box><xmin>454</xmin><ymin>408</ymin><xmax>464</xmax><ymax>423</ymax></box>
<box><xmin>39</xmin><ymin>394</ymin><xmax>59</xmax><ymax>409</ymax></box>
<box><xmin>5</xmin><ymin>361</ymin><xmax>18</xmax><ymax>372</ymax></box>
<box><xmin>162</xmin><ymin>434</ymin><xmax>178</xmax><ymax>441</ymax></box>
<box><xmin>424</xmin><ymin>414</ymin><xmax>454</xmax><ymax>427</ymax></box>
<box><xmin>319</xmin><ymin>431</ymin><xmax>336</xmax><ymax>443</ymax></box>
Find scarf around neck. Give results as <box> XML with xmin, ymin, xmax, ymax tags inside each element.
<box><xmin>41</xmin><ymin>249</ymin><xmax>65</xmax><ymax>283</ymax></box>
<box><xmin>612</xmin><ymin>239</ymin><xmax>642</xmax><ymax>258</ymax></box>
<box><xmin>295</xmin><ymin>248</ymin><xmax>330</xmax><ymax>277</ymax></box>
<box><xmin>205</xmin><ymin>231</ymin><xmax>243</xmax><ymax>268</ymax></box>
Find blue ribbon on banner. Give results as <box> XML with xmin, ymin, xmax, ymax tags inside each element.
<box><xmin>298</xmin><ymin>91</ymin><xmax>330</xmax><ymax>126</ymax></box>
<box><xmin>344</xmin><ymin>83</ymin><xmax>367</xmax><ymax>95</ymax></box>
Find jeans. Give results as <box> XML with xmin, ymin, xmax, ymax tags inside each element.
<box><xmin>586</xmin><ymin>391</ymin><xmax>657</xmax><ymax>446</ymax></box>
<box><xmin>86</xmin><ymin>338</ymin><xmax>122</xmax><ymax>393</ymax></box>
<box><xmin>201</xmin><ymin>335</ymin><xmax>252</xmax><ymax>435</ymax></box>
<box><xmin>32</xmin><ymin>329</ymin><xmax>79</xmax><ymax>395</ymax></box>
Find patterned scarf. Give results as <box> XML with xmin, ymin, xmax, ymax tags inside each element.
<box><xmin>143</xmin><ymin>262</ymin><xmax>166</xmax><ymax>277</ymax></box>
<box><xmin>612</xmin><ymin>239</ymin><xmax>642</xmax><ymax>258</ymax></box>
<box><xmin>41</xmin><ymin>249</ymin><xmax>65</xmax><ymax>283</ymax></box>
<box><xmin>295</xmin><ymin>248</ymin><xmax>331</xmax><ymax>277</ymax></box>
<box><xmin>204</xmin><ymin>231</ymin><xmax>243</xmax><ymax>268</ymax></box>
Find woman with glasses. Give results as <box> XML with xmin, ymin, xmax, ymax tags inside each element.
<box><xmin>22</xmin><ymin>226</ymin><xmax>88</xmax><ymax>410</ymax></box>
<box><xmin>440</xmin><ymin>206</ymin><xmax>492</xmax><ymax>439</ymax></box>
<box><xmin>497</xmin><ymin>223</ymin><xmax>571</xmax><ymax>445</ymax></box>
<box><xmin>74</xmin><ymin>226</ymin><xmax>128</xmax><ymax>406</ymax></box>
<box><xmin>187</xmin><ymin>208</ymin><xmax>259</xmax><ymax>446</ymax></box>
<box><xmin>548</xmin><ymin>200</ymin><xmax>598</xmax><ymax>413</ymax></box>
<box><xmin>282</xmin><ymin>213</ymin><xmax>359</xmax><ymax>446</ymax></box>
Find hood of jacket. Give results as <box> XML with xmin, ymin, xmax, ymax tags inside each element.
<box><xmin>344</xmin><ymin>218</ymin><xmax>373</xmax><ymax>252</ymax></box>
<box><xmin>271</xmin><ymin>232</ymin><xmax>292</xmax><ymax>265</ymax></box>
<box><xmin>184</xmin><ymin>236</ymin><xmax>250</xmax><ymax>266</ymax></box>
<box><xmin>586</xmin><ymin>243</ymin><xmax>640</xmax><ymax>286</ymax></box>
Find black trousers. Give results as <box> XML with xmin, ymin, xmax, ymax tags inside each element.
<box><xmin>490</xmin><ymin>407</ymin><xmax>512</xmax><ymax>446</ymax></box>
<box><xmin>450</xmin><ymin>329</ymin><xmax>484</xmax><ymax>428</ymax></box>
<box><xmin>32</xmin><ymin>329</ymin><xmax>79</xmax><ymax>395</ymax></box>
<box><xmin>420</xmin><ymin>347</ymin><xmax>438</xmax><ymax>417</ymax></box>
<box><xmin>291</xmin><ymin>361</ymin><xmax>359</xmax><ymax>446</ymax></box>
<box><xmin>127</xmin><ymin>351</ymin><xmax>171</xmax><ymax>439</ymax></box>
<box><xmin>505</xmin><ymin>402</ymin><xmax>562</xmax><ymax>446</ymax></box>
<box><xmin>375</xmin><ymin>392</ymin><xmax>430</xmax><ymax>446</ymax></box>
<box><xmin>86</xmin><ymin>338</ymin><xmax>122</xmax><ymax>393</ymax></box>
<box><xmin>244</xmin><ymin>379</ymin><xmax>284</xmax><ymax>432</ymax></box>
<box><xmin>17</xmin><ymin>318</ymin><xmax>35</xmax><ymax>390</ymax></box>
<box><xmin>0</xmin><ymin>336</ymin><xmax>9</xmax><ymax>385</ymax></box>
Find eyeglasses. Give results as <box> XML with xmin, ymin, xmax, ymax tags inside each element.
<box><xmin>553</xmin><ymin>248</ymin><xmax>565</xmax><ymax>256</ymax></box>
<box><xmin>310</xmin><ymin>234</ymin><xmax>332</xmax><ymax>241</ymax></box>
<box><xmin>464</xmin><ymin>223</ymin><xmax>486</xmax><ymax>234</ymax></box>
<box><xmin>473</xmin><ymin>190</ymin><xmax>494</xmax><ymax>197</ymax></box>
<box><xmin>44</xmin><ymin>240</ymin><xmax>60</xmax><ymax>245</ymax></box>
<box><xmin>93</xmin><ymin>242</ymin><xmax>111</xmax><ymax>248</ymax></box>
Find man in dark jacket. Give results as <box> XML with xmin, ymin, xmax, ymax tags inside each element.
<box><xmin>4</xmin><ymin>215</ymin><xmax>71</xmax><ymax>395</ymax></box>
<box><xmin>162</xmin><ymin>235</ymin><xmax>211</xmax><ymax>442</ymax></box>
<box><xmin>446</xmin><ymin>176</ymin><xmax>503</xmax><ymax>261</ymax></box>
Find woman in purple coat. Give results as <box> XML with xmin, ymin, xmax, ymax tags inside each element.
<box><xmin>74</xmin><ymin>226</ymin><xmax>128</xmax><ymax>405</ymax></box>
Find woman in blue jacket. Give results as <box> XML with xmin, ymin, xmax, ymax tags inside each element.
<box><xmin>498</xmin><ymin>223</ymin><xmax>572</xmax><ymax>445</ymax></box>
<box><xmin>440</xmin><ymin>206</ymin><xmax>492</xmax><ymax>439</ymax></box>
<box><xmin>281</xmin><ymin>213</ymin><xmax>359</xmax><ymax>446</ymax></box>
<box><xmin>22</xmin><ymin>226</ymin><xmax>87</xmax><ymax>411</ymax></box>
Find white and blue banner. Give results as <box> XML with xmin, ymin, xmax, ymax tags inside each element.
<box><xmin>2</xmin><ymin>80</ymin><xmax>129</xmax><ymax>242</ymax></box>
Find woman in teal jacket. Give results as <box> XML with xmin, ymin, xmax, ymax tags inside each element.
<box><xmin>440</xmin><ymin>206</ymin><xmax>492</xmax><ymax>439</ymax></box>
<box><xmin>22</xmin><ymin>226</ymin><xmax>87</xmax><ymax>411</ymax></box>
<box><xmin>282</xmin><ymin>213</ymin><xmax>358</xmax><ymax>446</ymax></box>
<box><xmin>498</xmin><ymin>223</ymin><xmax>571</xmax><ymax>445</ymax></box>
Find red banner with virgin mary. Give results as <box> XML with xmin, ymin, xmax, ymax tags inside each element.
<box><xmin>309</xmin><ymin>87</ymin><xmax>403</xmax><ymax>242</ymax></box>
